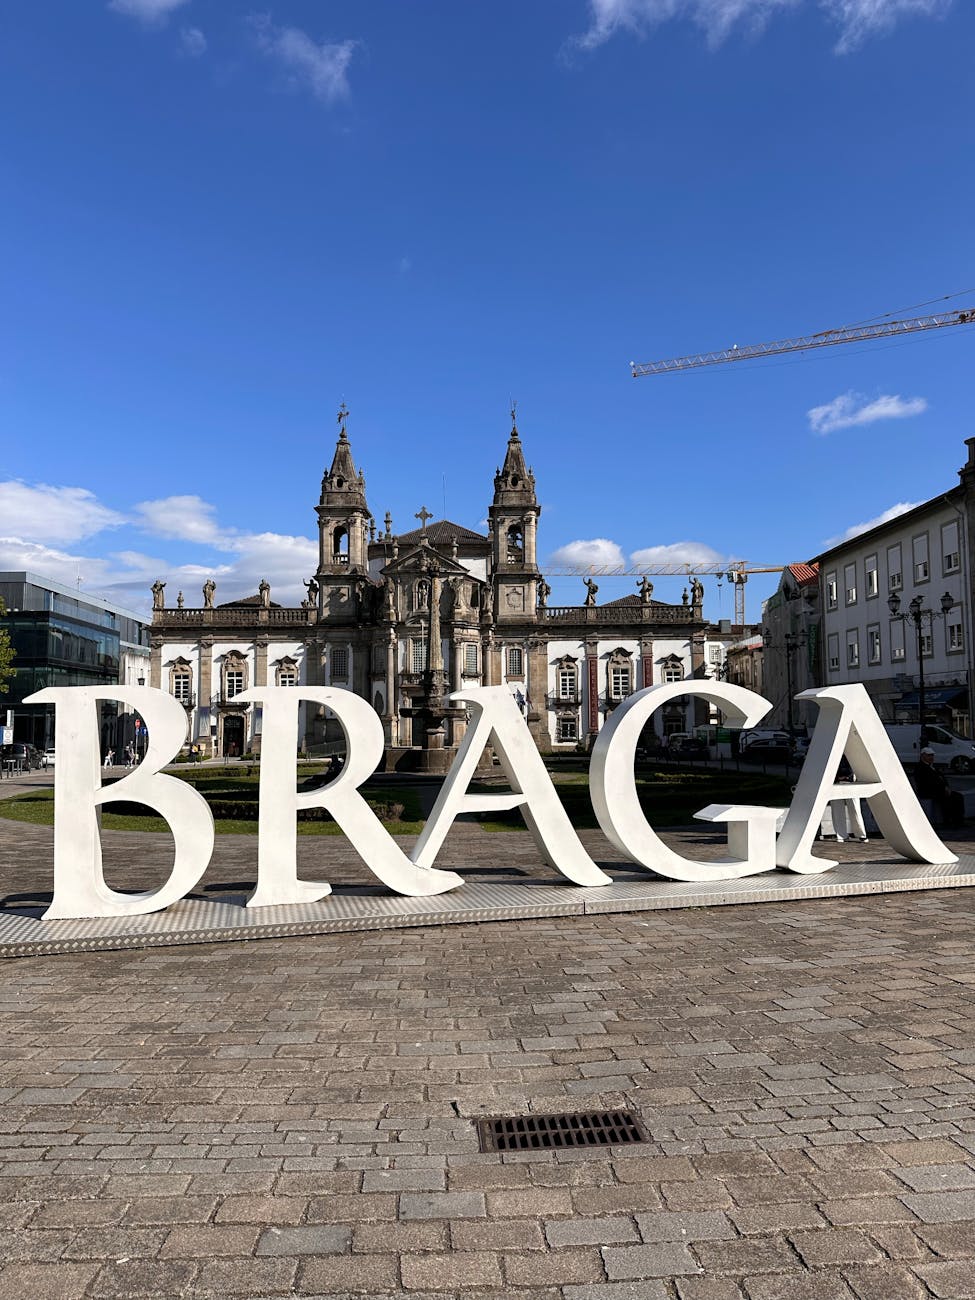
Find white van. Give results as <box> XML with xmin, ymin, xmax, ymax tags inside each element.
<box><xmin>884</xmin><ymin>723</ymin><xmax>975</xmax><ymax>773</ymax></box>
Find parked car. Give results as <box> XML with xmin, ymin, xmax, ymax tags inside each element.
<box><xmin>884</xmin><ymin>723</ymin><xmax>975</xmax><ymax>773</ymax></box>
<box><xmin>739</xmin><ymin>738</ymin><xmax>792</xmax><ymax>764</ymax></box>
<box><xmin>41</xmin><ymin>748</ymin><xmax>56</xmax><ymax>769</ymax></box>
<box><xmin>0</xmin><ymin>742</ymin><xmax>41</xmax><ymax>771</ymax></box>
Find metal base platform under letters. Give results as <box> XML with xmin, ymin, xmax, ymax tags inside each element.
<box><xmin>2</xmin><ymin>857</ymin><xmax>974</xmax><ymax>958</ymax></box>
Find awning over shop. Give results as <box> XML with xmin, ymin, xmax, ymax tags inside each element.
<box><xmin>896</xmin><ymin>686</ymin><xmax>966</xmax><ymax>708</ymax></box>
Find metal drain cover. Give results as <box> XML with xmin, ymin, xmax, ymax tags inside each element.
<box><xmin>476</xmin><ymin>1108</ymin><xmax>650</xmax><ymax>1153</ymax></box>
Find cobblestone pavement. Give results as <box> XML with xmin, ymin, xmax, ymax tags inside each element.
<box><xmin>2</xmin><ymin>807</ymin><xmax>975</xmax><ymax>1297</ymax></box>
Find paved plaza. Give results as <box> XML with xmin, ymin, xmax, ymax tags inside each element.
<box><xmin>1</xmin><ymin>800</ymin><xmax>975</xmax><ymax>1298</ymax></box>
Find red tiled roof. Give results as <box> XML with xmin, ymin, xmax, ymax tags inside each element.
<box><xmin>787</xmin><ymin>562</ymin><xmax>819</xmax><ymax>587</ymax></box>
<box><xmin>395</xmin><ymin>520</ymin><xmax>488</xmax><ymax>545</ymax></box>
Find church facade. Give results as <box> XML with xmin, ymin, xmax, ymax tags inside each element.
<box><xmin>149</xmin><ymin>414</ymin><xmax>739</xmax><ymax>764</ymax></box>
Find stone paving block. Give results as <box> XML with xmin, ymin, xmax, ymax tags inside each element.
<box><xmin>0</xmin><ymin>1262</ymin><xmax>100</xmax><ymax>1300</ymax></box>
<box><xmin>635</xmin><ymin>1210</ymin><xmax>735</xmax><ymax>1243</ymax></box>
<box><xmin>790</xmin><ymin>1228</ymin><xmax>883</xmax><ymax>1267</ymax></box>
<box><xmin>900</xmin><ymin>1189</ymin><xmax>975</xmax><ymax>1223</ymax></box>
<box><xmin>693</xmin><ymin>1237</ymin><xmax>798</xmax><ymax>1275</ymax></box>
<box><xmin>504</xmin><ymin>1247</ymin><xmax>605</xmax><ymax>1286</ymax></box>
<box><xmin>892</xmin><ymin>1163</ymin><xmax>975</xmax><ymax>1192</ymax></box>
<box><xmin>544</xmin><ymin>1215</ymin><xmax>639</xmax><ymax>1247</ymax></box>
<box><xmin>915</xmin><ymin>1261</ymin><xmax>975</xmax><ymax>1299</ymax></box>
<box><xmin>730</xmin><ymin>1202</ymin><xmax>826</xmax><ymax>1234</ymax></box>
<box><xmin>563</xmin><ymin>1285</ymin><xmax>669</xmax><ymax>1300</ymax></box>
<box><xmin>401</xmin><ymin>1250</ymin><xmax>503</xmax><ymax>1290</ymax></box>
<box><xmin>89</xmin><ymin>1258</ymin><xmax>198</xmax><ymax>1297</ymax></box>
<box><xmin>399</xmin><ymin>1190</ymin><xmax>485</xmax><ymax>1220</ymax></box>
<box><xmin>121</xmin><ymin>1195</ymin><xmax>218</xmax><ymax>1225</ymax></box>
<box><xmin>841</xmin><ymin>1264</ymin><xmax>929</xmax><ymax>1300</ymax></box>
<box><xmin>675</xmin><ymin>1281</ymin><xmax>745</xmax><ymax>1300</ymax></box>
<box><xmin>61</xmin><ymin>1226</ymin><xmax>166</xmax><ymax>1260</ymax></box>
<box><xmin>602</xmin><ymin>1242</ymin><xmax>702</xmax><ymax>1279</ymax></box>
<box><xmin>214</xmin><ymin>1192</ymin><xmax>307</xmax><ymax>1224</ymax></box>
<box><xmin>306</xmin><ymin>1192</ymin><xmax>397</xmax><ymax>1222</ymax></box>
<box><xmin>485</xmin><ymin>1187</ymin><xmax>574</xmax><ymax>1217</ymax></box>
<box><xmin>256</xmin><ymin>1223</ymin><xmax>351</xmax><ymax>1255</ymax></box>
<box><xmin>883</xmin><ymin>1139</ymin><xmax>969</xmax><ymax>1165</ymax></box>
<box><xmin>193</xmin><ymin>1256</ymin><xmax>298</xmax><ymax>1295</ymax></box>
<box><xmin>354</xmin><ymin>1220</ymin><xmax>448</xmax><ymax>1253</ymax></box>
<box><xmin>362</xmin><ymin>1168</ymin><xmax>446</xmax><ymax>1193</ymax></box>
<box><xmin>660</xmin><ymin>1178</ymin><xmax>734</xmax><ymax>1211</ymax></box>
<box><xmin>297</xmin><ymin>1253</ymin><xmax>400</xmax><ymax>1294</ymax></box>
<box><xmin>743</xmin><ymin>1275</ymin><xmax>855</xmax><ymax>1300</ymax></box>
<box><xmin>821</xmin><ymin>1196</ymin><xmax>918</xmax><ymax>1226</ymax></box>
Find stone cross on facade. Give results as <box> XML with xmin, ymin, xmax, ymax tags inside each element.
<box><xmin>415</xmin><ymin>506</ymin><xmax>433</xmax><ymax>533</ymax></box>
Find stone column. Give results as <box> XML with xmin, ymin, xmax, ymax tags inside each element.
<box><xmin>527</xmin><ymin>637</ymin><xmax>550</xmax><ymax>751</ymax></box>
<box><xmin>254</xmin><ymin>639</ymin><xmax>268</xmax><ymax>687</ymax></box>
<box><xmin>691</xmin><ymin>632</ymin><xmax>708</xmax><ymax>729</ymax></box>
<box><xmin>197</xmin><ymin>638</ymin><xmax>214</xmax><ymax>753</ymax></box>
<box><xmin>149</xmin><ymin>637</ymin><xmax>162</xmax><ymax>690</ymax></box>
<box><xmin>640</xmin><ymin>637</ymin><xmax>654</xmax><ymax>689</ymax></box>
<box><xmin>585</xmin><ymin>638</ymin><xmax>600</xmax><ymax>744</ymax></box>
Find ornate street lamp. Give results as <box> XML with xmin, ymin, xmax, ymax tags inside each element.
<box><xmin>888</xmin><ymin>589</ymin><xmax>954</xmax><ymax>750</ymax></box>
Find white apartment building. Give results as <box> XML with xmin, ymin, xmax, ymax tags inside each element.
<box><xmin>814</xmin><ymin>444</ymin><xmax>973</xmax><ymax>736</ymax></box>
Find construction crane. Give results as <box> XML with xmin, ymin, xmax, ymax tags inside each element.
<box><xmin>630</xmin><ymin>306</ymin><xmax>975</xmax><ymax>377</ymax></box>
<box><xmin>544</xmin><ymin>560</ymin><xmax>786</xmax><ymax>625</ymax></box>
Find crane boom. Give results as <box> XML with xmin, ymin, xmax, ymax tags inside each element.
<box><xmin>630</xmin><ymin>307</ymin><xmax>974</xmax><ymax>377</ymax></box>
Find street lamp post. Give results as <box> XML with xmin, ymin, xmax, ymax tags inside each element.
<box><xmin>763</xmin><ymin>631</ymin><xmax>802</xmax><ymax>736</ymax></box>
<box><xmin>888</xmin><ymin>589</ymin><xmax>955</xmax><ymax>752</ymax></box>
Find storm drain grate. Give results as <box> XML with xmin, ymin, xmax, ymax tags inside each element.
<box><xmin>476</xmin><ymin>1108</ymin><xmax>650</xmax><ymax>1153</ymax></box>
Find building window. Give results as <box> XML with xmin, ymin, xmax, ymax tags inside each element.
<box><xmin>943</xmin><ymin>521</ymin><xmax>961</xmax><ymax>575</ymax></box>
<box><xmin>372</xmin><ymin>644</ymin><xmax>386</xmax><ymax>674</ymax></box>
<box><xmin>887</xmin><ymin>543</ymin><xmax>903</xmax><ymax>590</ymax></box>
<box><xmin>558</xmin><ymin>666</ymin><xmax>576</xmax><ymax>699</ymax></box>
<box><xmin>844</xmin><ymin>563</ymin><xmax>857</xmax><ymax>605</ymax></box>
<box><xmin>464</xmin><ymin>642</ymin><xmax>479</xmax><ymax>674</ymax></box>
<box><xmin>920</xmin><ymin>630</ymin><xmax>933</xmax><ymax>657</ymax></box>
<box><xmin>172</xmin><ymin>670</ymin><xmax>192</xmax><ymax>702</ymax></box>
<box><xmin>506</xmin><ymin>524</ymin><xmax>524</xmax><ymax>564</ymax></box>
<box><xmin>865</xmin><ymin>555</ymin><xmax>878</xmax><ymax>598</ymax></box>
<box><xmin>826</xmin><ymin>572</ymin><xmax>838</xmax><ymax>609</ymax></box>
<box><xmin>949</xmin><ymin>618</ymin><xmax>964</xmax><ymax>652</ymax></box>
<box><xmin>507</xmin><ymin>647</ymin><xmax>524</xmax><ymax>677</ymax></box>
<box><xmin>827</xmin><ymin>633</ymin><xmax>839</xmax><ymax>672</ymax></box>
<box><xmin>662</xmin><ymin>664</ymin><xmax>683</xmax><ymax>684</ymax></box>
<box><xmin>867</xmin><ymin>625</ymin><xmax>881</xmax><ymax>665</ymax></box>
<box><xmin>890</xmin><ymin>620</ymin><xmax>905</xmax><ymax>661</ymax></box>
<box><xmin>557</xmin><ymin>715</ymin><xmax>578</xmax><ymax>742</ymax></box>
<box><xmin>276</xmin><ymin>664</ymin><xmax>298</xmax><ymax>687</ymax></box>
<box><xmin>846</xmin><ymin>631</ymin><xmax>859</xmax><ymax>669</ymax></box>
<box><xmin>410</xmin><ymin>639</ymin><xmax>427</xmax><ymax>673</ymax></box>
<box><xmin>609</xmin><ymin>665</ymin><xmax>631</xmax><ymax>699</ymax></box>
<box><xmin>332</xmin><ymin>646</ymin><xmax>350</xmax><ymax>678</ymax></box>
<box><xmin>226</xmin><ymin>670</ymin><xmax>244</xmax><ymax>698</ymax></box>
<box><xmin>913</xmin><ymin>534</ymin><xmax>929</xmax><ymax>583</ymax></box>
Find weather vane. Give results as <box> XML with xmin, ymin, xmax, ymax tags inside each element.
<box><xmin>337</xmin><ymin>402</ymin><xmax>349</xmax><ymax>435</ymax></box>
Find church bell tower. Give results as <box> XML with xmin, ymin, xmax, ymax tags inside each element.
<box><xmin>316</xmin><ymin>404</ymin><xmax>370</xmax><ymax>577</ymax></box>
<box><xmin>489</xmin><ymin>407</ymin><xmax>540</xmax><ymax>622</ymax></box>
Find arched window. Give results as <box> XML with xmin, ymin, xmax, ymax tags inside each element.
<box><xmin>275</xmin><ymin>657</ymin><xmax>299</xmax><ymax>687</ymax></box>
<box><xmin>169</xmin><ymin>658</ymin><xmax>193</xmax><ymax>705</ymax></box>
<box><xmin>506</xmin><ymin>524</ymin><xmax>524</xmax><ymax>563</ymax></box>
<box><xmin>555</xmin><ymin>655</ymin><xmax>578</xmax><ymax>701</ymax></box>
<box><xmin>661</xmin><ymin>655</ymin><xmax>684</xmax><ymax>684</ymax></box>
<box><xmin>607</xmin><ymin>648</ymin><xmax>633</xmax><ymax>701</ymax></box>
<box><xmin>332</xmin><ymin>526</ymin><xmax>349</xmax><ymax>564</ymax></box>
<box><xmin>222</xmin><ymin>651</ymin><xmax>247</xmax><ymax>700</ymax></box>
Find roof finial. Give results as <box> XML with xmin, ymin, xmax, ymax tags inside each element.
<box><xmin>337</xmin><ymin>401</ymin><xmax>349</xmax><ymax>439</ymax></box>
<box><xmin>509</xmin><ymin>399</ymin><xmax>518</xmax><ymax>435</ymax></box>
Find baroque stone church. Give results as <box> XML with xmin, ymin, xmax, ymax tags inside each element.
<box><xmin>149</xmin><ymin>410</ymin><xmax>735</xmax><ymax>765</ymax></box>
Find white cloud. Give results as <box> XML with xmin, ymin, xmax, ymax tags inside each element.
<box><xmin>134</xmin><ymin>494</ymin><xmax>231</xmax><ymax>548</ymax></box>
<box><xmin>549</xmin><ymin>538</ymin><xmax>627</xmax><ymax>568</ymax></box>
<box><xmin>823</xmin><ymin>0</ymin><xmax>951</xmax><ymax>53</ymax></box>
<box><xmin>180</xmin><ymin>25</ymin><xmax>207</xmax><ymax>57</ymax></box>
<box><xmin>826</xmin><ymin>500</ymin><xmax>920</xmax><ymax>545</ymax></box>
<box><xmin>630</xmin><ymin>541</ymin><xmax>730</xmax><ymax>568</ymax></box>
<box><xmin>250</xmin><ymin>15</ymin><xmax>356</xmax><ymax>104</ymax></box>
<box><xmin>108</xmin><ymin>0</ymin><xmax>190</xmax><ymax>24</ymax></box>
<box><xmin>0</xmin><ymin>482</ymin><xmax>127</xmax><ymax>544</ymax></box>
<box><xmin>569</xmin><ymin>0</ymin><xmax>950</xmax><ymax>51</ymax></box>
<box><xmin>807</xmin><ymin>390</ymin><xmax>927</xmax><ymax>435</ymax></box>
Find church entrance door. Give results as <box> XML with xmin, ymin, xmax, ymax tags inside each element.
<box><xmin>223</xmin><ymin>714</ymin><xmax>245</xmax><ymax>758</ymax></box>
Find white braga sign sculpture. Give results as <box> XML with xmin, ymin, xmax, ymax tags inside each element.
<box><xmin>25</xmin><ymin>682</ymin><xmax>953</xmax><ymax>921</ymax></box>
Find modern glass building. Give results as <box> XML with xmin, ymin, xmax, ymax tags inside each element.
<box><xmin>0</xmin><ymin>572</ymin><xmax>150</xmax><ymax>754</ymax></box>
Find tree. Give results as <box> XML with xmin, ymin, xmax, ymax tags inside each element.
<box><xmin>0</xmin><ymin>598</ymin><xmax>15</xmax><ymax>696</ymax></box>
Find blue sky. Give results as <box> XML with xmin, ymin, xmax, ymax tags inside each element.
<box><xmin>1</xmin><ymin>0</ymin><xmax>972</xmax><ymax>619</ymax></box>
